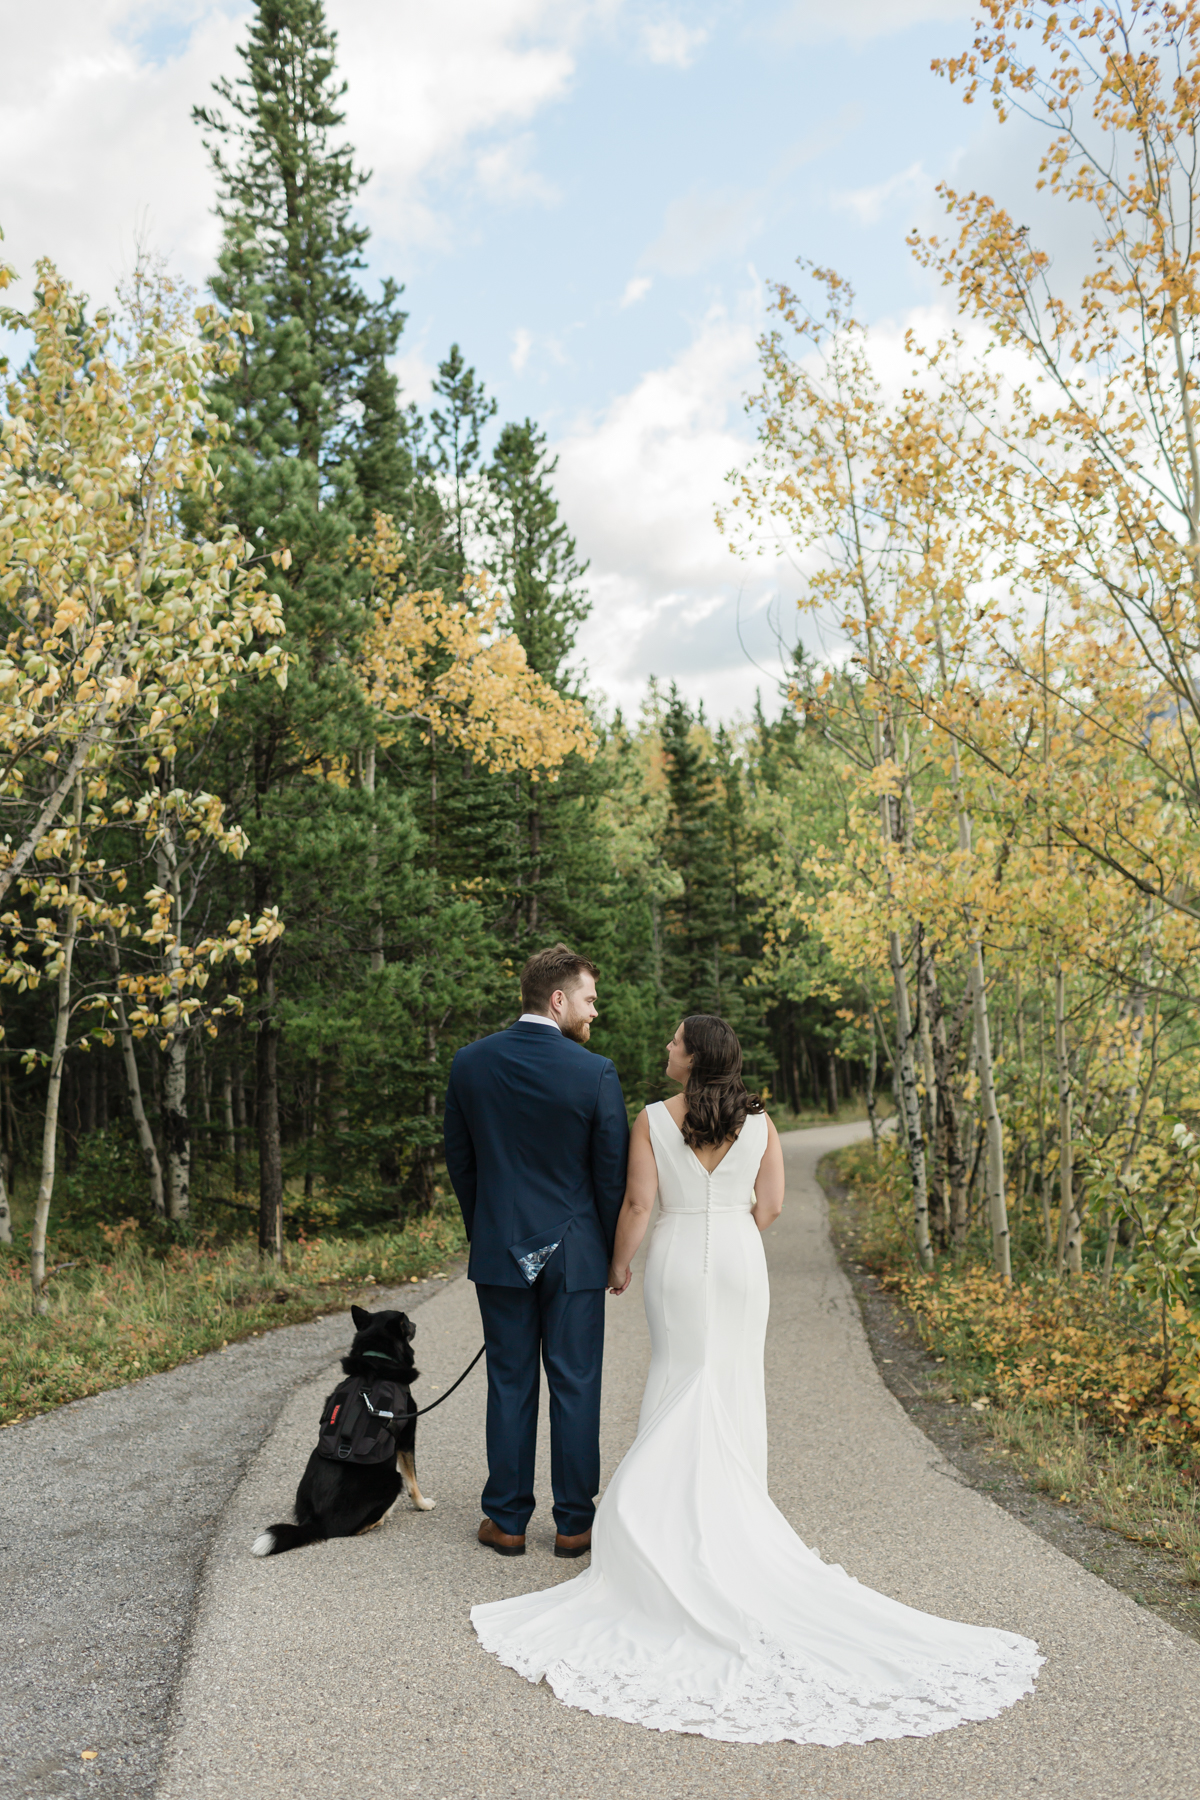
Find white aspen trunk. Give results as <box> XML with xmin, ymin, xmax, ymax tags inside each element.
<box><xmin>889</xmin><ymin>928</ymin><xmax>933</xmax><ymax>1270</ymax></box>
<box><xmin>970</xmin><ymin>942</ymin><xmax>1011</xmax><ymax>1281</ymax></box>
<box><xmin>919</xmin><ymin>1004</ymin><xmax>938</xmax><ymax>1154</ymax></box>
<box><xmin>1054</xmin><ymin>967</ymin><xmax>1083</xmax><ymax>1277</ymax></box>
<box><xmin>163</xmin><ymin>1033</ymin><xmax>190</xmax><ymax>1224</ymax></box>
<box><xmin>0</xmin><ymin>1160</ymin><xmax>10</xmax><ymax>1245</ymax></box>
<box><xmin>0</xmin><ymin>714</ymin><xmax>110</xmax><ymax>913</ymax></box>
<box><xmin>941</xmin><ymin>695</ymin><xmax>1011</xmax><ymax>1282</ymax></box>
<box><xmin>877</xmin><ymin>705</ymin><xmax>931</xmax><ymax>1269</ymax></box>
<box><xmin>30</xmin><ymin>777</ymin><xmax>82</xmax><ymax>1311</ymax></box>
<box><xmin>155</xmin><ymin>832</ymin><xmax>190</xmax><ymax>1223</ymax></box>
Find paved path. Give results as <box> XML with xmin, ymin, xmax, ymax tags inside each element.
<box><xmin>11</xmin><ymin>1125</ymin><xmax>1200</xmax><ymax>1799</ymax></box>
<box><xmin>0</xmin><ymin>1275</ymin><xmax>451</xmax><ymax>1800</ymax></box>
<box><xmin>153</xmin><ymin>1122</ymin><xmax>1200</xmax><ymax>1799</ymax></box>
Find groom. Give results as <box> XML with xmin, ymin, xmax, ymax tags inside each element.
<box><xmin>443</xmin><ymin>944</ymin><xmax>630</xmax><ymax>1558</ymax></box>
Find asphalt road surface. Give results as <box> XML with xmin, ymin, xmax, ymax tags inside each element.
<box><xmin>151</xmin><ymin>1122</ymin><xmax>1200</xmax><ymax>1800</ymax></box>
<box><xmin>0</xmin><ymin>1276</ymin><xmax>451</xmax><ymax>1800</ymax></box>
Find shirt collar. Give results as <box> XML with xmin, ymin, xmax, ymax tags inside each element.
<box><xmin>517</xmin><ymin>1012</ymin><xmax>561</xmax><ymax>1031</ymax></box>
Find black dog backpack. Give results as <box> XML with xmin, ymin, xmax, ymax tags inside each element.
<box><xmin>316</xmin><ymin>1374</ymin><xmax>409</xmax><ymax>1465</ymax></box>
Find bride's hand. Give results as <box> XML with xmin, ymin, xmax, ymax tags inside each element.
<box><xmin>608</xmin><ymin>1263</ymin><xmax>632</xmax><ymax>1296</ymax></box>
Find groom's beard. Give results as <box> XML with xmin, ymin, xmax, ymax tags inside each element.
<box><xmin>560</xmin><ymin>1013</ymin><xmax>591</xmax><ymax>1045</ymax></box>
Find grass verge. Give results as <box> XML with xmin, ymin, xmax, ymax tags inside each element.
<box><xmin>832</xmin><ymin>1137</ymin><xmax>1200</xmax><ymax>1591</ymax></box>
<box><xmin>0</xmin><ymin>1197</ymin><xmax>467</xmax><ymax>1429</ymax></box>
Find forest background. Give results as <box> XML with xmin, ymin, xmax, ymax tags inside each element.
<box><xmin>9</xmin><ymin>0</ymin><xmax>1200</xmax><ymax>1584</ymax></box>
<box><xmin>0</xmin><ymin>0</ymin><xmax>859</xmax><ymax>1320</ymax></box>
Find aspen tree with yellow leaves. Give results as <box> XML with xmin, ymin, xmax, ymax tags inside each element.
<box><xmin>717</xmin><ymin>2</ymin><xmax>1200</xmax><ymax>1446</ymax></box>
<box><xmin>0</xmin><ymin>255</ymin><xmax>287</xmax><ymax>1302</ymax></box>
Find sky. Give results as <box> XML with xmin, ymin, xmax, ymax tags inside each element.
<box><xmin>0</xmin><ymin>0</ymin><xmax>1037</xmax><ymax>721</ymax></box>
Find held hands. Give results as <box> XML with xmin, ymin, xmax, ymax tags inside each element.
<box><xmin>607</xmin><ymin>1262</ymin><xmax>632</xmax><ymax>1297</ymax></box>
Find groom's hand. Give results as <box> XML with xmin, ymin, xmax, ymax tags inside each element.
<box><xmin>607</xmin><ymin>1263</ymin><xmax>631</xmax><ymax>1296</ymax></box>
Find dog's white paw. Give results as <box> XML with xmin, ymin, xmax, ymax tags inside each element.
<box><xmin>251</xmin><ymin>1532</ymin><xmax>275</xmax><ymax>1557</ymax></box>
<box><xmin>414</xmin><ymin>1495</ymin><xmax>436</xmax><ymax>1511</ymax></box>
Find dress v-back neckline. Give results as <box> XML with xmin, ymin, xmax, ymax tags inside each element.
<box><xmin>658</xmin><ymin>1101</ymin><xmax>739</xmax><ymax>1176</ymax></box>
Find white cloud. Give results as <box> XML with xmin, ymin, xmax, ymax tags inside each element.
<box><xmin>640</xmin><ymin>17</ymin><xmax>709</xmax><ymax>68</ymax></box>
<box><xmin>555</xmin><ymin>288</ymin><xmax>1011</xmax><ymax>718</ymax></box>
<box><xmin>510</xmin><ymin>327</ymin><xmax>534</xmax><ymax>372</ymax></box>
<box><xmin>475</xmin><ymin>132</ymin><xmax>561</xmax><ymax>208</ymax></box>
<box><xmin>834</xmin><ymin>159</ymin><xmax>930</xmax><ymax>227</ymax></box>
<box><xmin>620</xmin><ymin>275</ymin><xmax>653</xmax><ymax>307</ymax></box>
<box><xmin>0</xmin><ymin>0</ymin><xmax>593</xmax><ymax>303</ymax></box>
<box><xmin>555</xmin><ymin>296</ymin><xmax>801</xmax><ymax>718</ymax></box>
<box><xmin>644</xmin><ymin>185</ymin><xmax>762</xmax><ymax>277</ymax></box>
<box><xmin>0</xmin><ymin>1</ymin><xmax>240</xmax><ymax>305</ymax></box>
<box><xmin>336</xmin><ymin>1</ymin><xmax>585</xmax><ymax>245</ymax></box>
<box><xmin>391</xmin><ymin>344</ymin><xmax>438</xmax><ymax>406</ymax></box>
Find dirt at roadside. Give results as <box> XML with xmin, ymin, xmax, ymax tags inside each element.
<box><xmin>820</xmin><ymin>1155</ymin><xmax>1200</xmax><ymax>1648</ymax></box>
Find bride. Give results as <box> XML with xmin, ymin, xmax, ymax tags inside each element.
<box><xmin>471</xmin><ymin>1015</ymin><xmax>1042</xmax><ymax>1745</ymax></box>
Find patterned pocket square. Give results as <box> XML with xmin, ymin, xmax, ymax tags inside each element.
<box><xmin>508</xmin><ymin>1223</ymin><xmax>570</xmax><ymax>1285</ymax></box>
<box><xmin>515</xmin><ymin>1240</ymin><xmax>560</xmax><ymax>1284</ymax></box>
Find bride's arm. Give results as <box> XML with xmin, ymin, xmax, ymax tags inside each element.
<box><xmin>607</xmin><ymin>1110</ymin><xmax>658</xmax><ymax>1295</ymax></box>
<box><xmin>752</xmin><ymin>1115</ymin><xmax>785</xmax><ymax>1232</ymax></box>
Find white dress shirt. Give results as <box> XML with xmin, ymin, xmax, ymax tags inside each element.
<box><xmin>518</xmin><ymin>1011</ymin><xmax>561</xmax><ymax>1030</ymax></box>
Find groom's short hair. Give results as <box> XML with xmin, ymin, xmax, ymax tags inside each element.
<box><xmin>521</xmin><ymin>943</ymin><xmax>598</xmax><ymax>1014</ymax></box>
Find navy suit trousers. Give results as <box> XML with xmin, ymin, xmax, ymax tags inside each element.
<box><xmin>474</xmin><ymin>1252</ymin><xmax>605</xmax><ymax>1538</ymax></box>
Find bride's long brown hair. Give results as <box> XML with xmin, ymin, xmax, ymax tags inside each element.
<box><xmin>679</xmin><ymin>1015</ymin><xmax>765</xmax><ymax>1149</ymax></box>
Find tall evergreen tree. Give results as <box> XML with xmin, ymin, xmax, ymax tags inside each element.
<box><xmin>430</xmin><ymin>345</ymin><xmax>495</xmax><ymax>592</ymax></box>
<box><xmin>194</xmin><ymin>0</ymin><xmax>409</xmax><ymax>1256</ymax></box>
<box><xmin>195</xmin><ymin>0</ymin><xmax>404</xmax><ymax>474</ymax></box>
<box><xmin>477</xmin><ymin>418</ymin><xmax>592</xmax><ymax>936</ymax></box>
<box><xmin>484</xmin><ymin>421</ymin><xmax>590</xmax><ymax>685</ymax></box>
<box><xmin>660</xmin><ymin>688</ymin><xmax>740</xmax><ymax>1018</ymax></box>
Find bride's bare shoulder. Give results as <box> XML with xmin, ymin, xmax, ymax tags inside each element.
<box><xmin>661</xmin><ymin>1094</ymin><xmax>687</xmax><ymax>1126</ymax></box>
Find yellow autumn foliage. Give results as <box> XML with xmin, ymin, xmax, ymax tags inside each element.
<box><xmin>353</xmin><ymin>512</ymin><xmax>594</xmax><ymax>779</ymax></box>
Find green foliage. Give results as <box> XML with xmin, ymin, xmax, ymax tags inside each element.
<box><xmin>0</xmin><ymin>1193</ymin><xmax>467</xmax><ymax>1426</ymax></box>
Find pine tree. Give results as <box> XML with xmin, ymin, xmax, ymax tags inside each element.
<box><xmin>195</xmin><ymin>0</ymin><xmax>408</xmax><ymax>1257</ymax></box>
<box><xmin>430</xmin><ymin>345</ymin><xmax>496</xmax><ymax>592</ymax></box>
<box><xmin>475</xmin><ymin>418</ymin><xmax>593</xmax><ymax>937</ymax></box>
<box><xmin>195</xmin><ymin>0</ymin><xmax>403</xmax><ymax>473</ymax></box>
<box><xmin>660</xmin><ymin>688</ymin><xmax>730</xmax><ymax>1015</ymax></box>
<box><xmin>485</xmin><ymin>420</ymin><xmax>590</xmax><ymax>684</ymax></box>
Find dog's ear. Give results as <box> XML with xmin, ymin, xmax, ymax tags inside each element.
<box><xmin>351</xmin><ymin>1305</ymin><xmax>373</xmax><ymax>1331</ymax></box>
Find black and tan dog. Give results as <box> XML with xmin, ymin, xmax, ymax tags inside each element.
<box><xmin>252</xmin><ymin>1305</ymin><xmax>435</xmax><ymax>1556</ymax></box>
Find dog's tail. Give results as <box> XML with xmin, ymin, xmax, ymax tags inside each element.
<box><xmin>251</xmin><ymin>1519</ymin><xmax>324</xmax><ymax>1557</ymax></box>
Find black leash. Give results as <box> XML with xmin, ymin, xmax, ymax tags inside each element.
<box><xmin>360</xmin><ymin>1343</ymin><xmax>486</xmax><ymax>1423</ymax></box>
<box><xmin>410</xmin><ymin>1343</ymin><xmax>486</xmax><ymax>1417</ymax></box>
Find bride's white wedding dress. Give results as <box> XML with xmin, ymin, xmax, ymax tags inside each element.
<box><xmin>471</xmin><ymin>1104</ymin><xmax>1042</xmax><ymax>1744</ymax></box>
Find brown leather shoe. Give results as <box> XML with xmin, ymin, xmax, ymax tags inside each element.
<box><xmin>478</xmin><ymin>1517</ymin><xmax>525</xmax><ymax>1556</ymax></box>
<box><xmin>554</xmin><ymin>1528</ymin><xmax>592</xmax><ymax>1559</ymax></box>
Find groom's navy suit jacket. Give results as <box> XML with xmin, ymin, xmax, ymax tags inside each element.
<box><xmin>442</xmin><ymin>1022</ymin><xmax>629</xmax><ymax>1291</ymax></box>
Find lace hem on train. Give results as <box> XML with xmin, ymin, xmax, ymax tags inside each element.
<box><xmin>472</xmin><ymin>1615</ymin><xmax>1043</xmax><ymax>1747</ymax></box>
